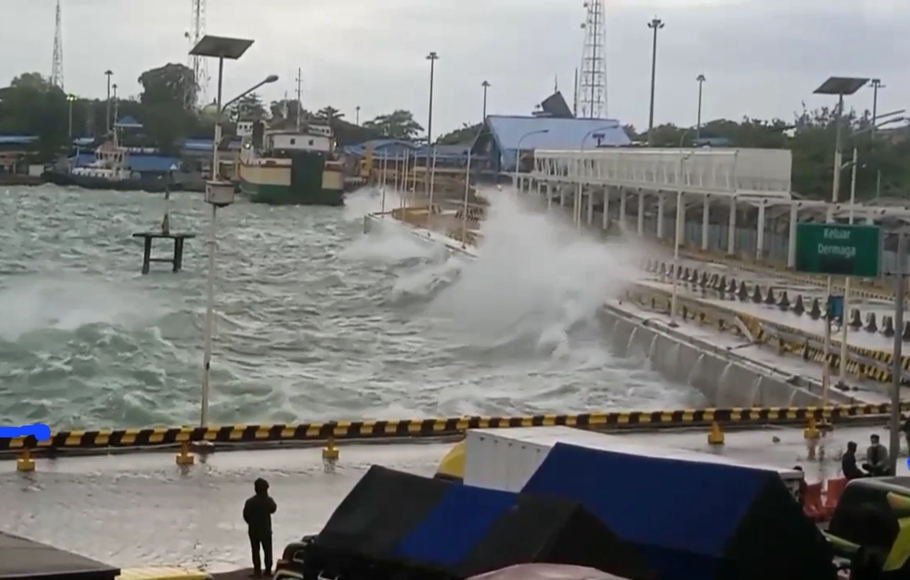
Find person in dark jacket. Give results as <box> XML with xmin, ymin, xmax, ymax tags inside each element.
<box><xmin>243</xmin><ymin>478</ymin><xmax>277</xmax><ymax>577</ymax></box>
<box><xmin>842</xmin><ymin>441</ymin><xmax>867</xmax><ymax>480</ymax></box>
<box><xmin>864</xmin><ymin>434</ymin><xmax>890</xmax><ymax>477</ymax></box>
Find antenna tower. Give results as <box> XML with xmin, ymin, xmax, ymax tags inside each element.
<box><xmin>51</xmin><ymin>0</ymin><xmax>64</xmax><ymax>89</ymax></box>
<box><xmin>578</xmin><ymin>0</ymin><xmax>607</xmax><ymax>118</ymax></box>
<box><xmin>187</xmin><ymin>0</ymin><xmax>209</xmax><ymax>106</ymax></box>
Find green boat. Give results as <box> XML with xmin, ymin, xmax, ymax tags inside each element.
<box><xmin>237</xmin><ymin>124</ymin><xmax>344</xmax><ymax>206</ymax></box>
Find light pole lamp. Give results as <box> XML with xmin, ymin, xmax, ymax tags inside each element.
<box><xmin>514</xmin><ymin>129</ymin><xmax>549</xmax><ymax>190</ymax></box>
<box><xmin>695</xmin><ymin>74</ymin><xmax>706</xmax><ymax>141</ymax></box>
<box><xmin>811</xmin><ymin>76</ymin><xmax>869</xmax><ymax>417</ymax></box>
<box><xmin>66</xmin><ymin>94</ymin><xmax>77</xmax><ymax>142</ymax></box>
<box><xmin>104</xmin><ymin>70</ymin><xmax>113</xmax><ymax>134</ymax></box>
<box><xmin>575</xmin><ymin>126</ymin><xmax>613</xmax><ymax>227</ymax></box>
<box><xmin>189</xmin><ymin>34</ymin><xmax>273</xmax><ymax>428</ymax></box>
<box><xmin>481</xmin><ymin>80</ymin><xmax>490</xmax><ymax>120</ymax></box>
<box><xmin>646</xmin><ymin>17</ymin><xmax>664</xmax><ymax>146</ymax></box>
<box><xmin>426</xmin><ymin>52</ymin><xmax>439</xmax><ymax>145</ymax></box>
<box><xmin>355</xmin><ymin>105</ymin><xmax>360</xmax><ymax>125</ymax></box>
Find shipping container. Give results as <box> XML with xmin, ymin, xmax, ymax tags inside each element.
<box><xmin>463</xmin><ymin>426</ymin><xmax>804</xmax><ymax>499</ymax></box>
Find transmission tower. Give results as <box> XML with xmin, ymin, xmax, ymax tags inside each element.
<box><xmin>51</xmin><ymin>0</ymin><xmax>64</xmax><ymax>89</ymax></box>
<box><xmin>186</xmin><ymin>0</ymin><xmax>209</xmax><ymax>107</ymax></box>
<box><xmin>578</xmin><ymin>0</ymin><xmax>607</xmax><ymax>119</ymax></box>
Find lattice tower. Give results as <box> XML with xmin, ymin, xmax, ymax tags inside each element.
<box><xmin>51</xmin><ymin>0</ymin><xmax>64</xmax><ymax>89</ymax></box>
<box><xmin>186</xmin><ymin>0</ymin><xmax>209</xmax><ymax>107</ymax></box>
<box><xmin>578</xmin><ymin>0</ymin><xmax>607</xmax><ymax>118</ymax></box>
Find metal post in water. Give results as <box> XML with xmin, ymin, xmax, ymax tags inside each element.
<box><xmin>890</xmin><ymin>231</ymin><xmax>906</xmax><ymax>475</ymax></box>
<box><xmin>427</xmin><ymin>146</ymin><xmax>437</xmax><ymax>228</ymax></box>
<box><xmin>462</xmin><ymin>149</ymin><xmax>472</xmax><ymax>246</ymax></box>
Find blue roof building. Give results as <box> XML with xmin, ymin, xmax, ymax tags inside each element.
<box><xmin>0</xmin><ymin>135</ymin><xmax>39</xmax><ymax>147</ymax></box>
<box><xmin>476</xmin><ymin>115</ymin><xmax>631</xmax><ymax>173</ymax></box>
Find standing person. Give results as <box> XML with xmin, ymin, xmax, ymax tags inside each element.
<box><xmin>243</xmin><ymin>478</ymin><xmax>277</xmax><ymax>577</ymax></box>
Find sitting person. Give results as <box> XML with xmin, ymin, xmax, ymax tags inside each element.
<box><xmin>863</xmin><ymin>434</ymin><xmax>890</xmax><ymax>477</ymax></box>
<box><xmin>842</xmin><ymin>441</ymin><xmax>867</xmax><ymax>480</ymax></box>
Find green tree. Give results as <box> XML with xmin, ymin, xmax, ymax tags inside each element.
<box><xmin>0</xmin><ymin>72</ymin><xmax>69</xmax><ymax>159</ymax></box>
<box><xmin>316</xmin><ymin>106</ymin><xmax>344</xmax><ymax>123</ymax></box>
<box><xmin>136</xmin><ymin>63</ymin><xmax>200</xmax><ymax>153</ymax></box>
<box><xmin>227</xmin><ymin>92</ymin><xmax>267</xmax><ymax>122</ymax></box>
<box><xmin>436</xmin><ymin>122</ymin><xmax>481</xmax><ymax>145</ymax></box>
<box><xmin>362</xmin><ymin>110</ymin><xmax>423</xmax><ymax>140</ymax></box>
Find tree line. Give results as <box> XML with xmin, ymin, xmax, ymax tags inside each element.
<box><xmin>0</xmin><ymin>63</ymin><xmax>427</xmax><ymax>160</ymax></box>
<box><xmin>2</xmin><ymin>64</ymin><xmax>908</xmax><ymax>199</ymax></box>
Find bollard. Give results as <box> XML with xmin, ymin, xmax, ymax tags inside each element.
<box><xmin>809</xmin><ymin>298</ymin><xmax>822</xmax><ymax>320</ymax></box>
<box><xmin>882</xmin><ymin>315</ymin><xmax>895</xmax><ymax>338</ymax></box>
<box><xmin>698</xmin><ymin>271</ymin><xmax>708</xmax><ymax>288</ymax></box>
<box><xmin>751</xmin><ymin>285</ymin><xmax>763</xmax><ymax>304</ymax></box>
<box><xmin>903</xmin><ymin>321</ymin><xmax>910</xmax><ymax>342</ymax></box>
<box><xmin>777</xmin><ymin>291</ymin><xmax>790</xmax><ymax>310</ymax></box>
<box><xmin>793</xmin><ymin>295</ymin><xmax>806</xmax><ymax>316</ymax></box>
<box><xmin>764</xmin><ymin>287</ymin><xmax>776</xmax><ymax>305</ymax></box>
<box><xmin>323</xmin><ymin>435</ymin><xmax>340</xmax><ymax>472</ymax></box>
<box><xmin>726</xmin><ymin>278</ymin><xmax>737</xmax><ymax>294</ymax></box>
<box><xmin>865</xmin><ymin>312</ymin><xmax>878</xmax><ymax>333</ymax></box>
<box><xmin>715</xmin><ymin>275</ymin><xmax>726</xmax><ymax>292</ymax></box>
<box><xmin>17</xmin><ymin>447</ymin><xmax>35</xmax><ymax>473</ymax></box>
<box><xmin>737</xmin><ymin>282</ymin><xmax>749</xmax><ymax>301</ymax></box>
<box><xmin>688</xmin><ymin>269</ymin><xmax>699</xmax><ymax>284</ymax></box>
<box><xmin>707</xmin><ymin>422</ymin><xmax>724</xmax><ymax>445</ymax></box>
<box><xmin>849</xmin><ymin>309</ymin><xmax>863</xmax><ymax>330</ymax></box>
<box><xmin>175</xmin><ymin>441</ymin><xmax>195</xmax><ymax>466</ymax></box>
<box><xmin>804</xmin><ymin>417</ymin><xmax>820</xmax><ymax>461</ymax></box>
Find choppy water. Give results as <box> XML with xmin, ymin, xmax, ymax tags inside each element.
<box><xmin>0</xmin><ymin>185</ymin><xmax>702</xmax><ymax>429</ymax></box>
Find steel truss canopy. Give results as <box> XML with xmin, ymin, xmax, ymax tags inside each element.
<box><xmin>813</xmin><ymin>76</ymin><xmax>869</xmax><ymax>96</ymax></box>
<box><xmin>190</xmin><ymin>35</ymin><xmax>254</xmax><ymax>60</ymax></box>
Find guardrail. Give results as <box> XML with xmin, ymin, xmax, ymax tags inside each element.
<box><xmin>0</xmin><ymin>405</ymin><xmax>901</xmax><ymax>454</ymax></box>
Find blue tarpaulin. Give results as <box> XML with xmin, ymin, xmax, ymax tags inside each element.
<box><xmin>522</xmin><ymin>442</ymin><xmax>774</xmax><ymax>579</ymax></box>
<box><xmin>395</xmin><ymin>485</ymin><xmax>517</xmax><ymax>567</ymax></box>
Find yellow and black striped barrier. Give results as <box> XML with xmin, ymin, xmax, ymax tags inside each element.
<box><xmin>0</xmin><ymin>405</ymin><xmax>901</xmax><ymax>453</ymax></box>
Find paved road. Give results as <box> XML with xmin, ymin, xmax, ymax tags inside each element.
<box><xmin>3</xmin><ymin>425</ymin><xmax>906</xmax><ymax>572</ymax></box>
<box><xmin>0</xmin><ymin>443</ymin><xmax>447</xmax><ymax>573</ymax></box>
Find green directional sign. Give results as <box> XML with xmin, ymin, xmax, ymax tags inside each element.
<box><xmin>795</xmin><ymin>223</ymin><xmax>881</xmax><ymax>277</ymax></box>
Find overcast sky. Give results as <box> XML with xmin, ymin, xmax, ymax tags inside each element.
<box><xmin>2</xmin><ymin>0</ymin><xmax>906</xmax><ymax>135</ymax></box>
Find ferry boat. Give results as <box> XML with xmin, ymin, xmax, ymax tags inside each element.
<box><xmin>42</xmin><ymin>142</ymin><xmax>174</xmax><ymax>193</ymax></box>
<box><xmin>236</xmin><ymin>123</ymin><xmax>345</xmax><ymax>206</ymax></box>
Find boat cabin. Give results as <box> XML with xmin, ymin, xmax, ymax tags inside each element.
<box><xmin>71</xmin><ymin>142</ymin><xmax>133</xmax><ymax>180</ymax></box>
<box><xmin>264</xmin><ymin>125</ymin><xmax>334</xmax><ymax>157</ymax></box>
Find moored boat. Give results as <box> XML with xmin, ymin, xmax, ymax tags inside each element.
<box><xmin>237</xmin><ymin>122</ymin><xmax>344</xmax><ymax>206</ymax></box>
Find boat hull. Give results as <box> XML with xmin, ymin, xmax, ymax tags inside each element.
<box><xmin>239</xmin><ymin>151</ymin><xmax>344</xmax><ymax>207</ymax></box>
<box><xmin>240</xmin><ymin>180</ymin><xmax>344</xmax><ymax>206</ymax></box>
<box><xmin>42</xmin><ymin>169</ymin><xmax>171</xmax><ymax>193</ymax></box>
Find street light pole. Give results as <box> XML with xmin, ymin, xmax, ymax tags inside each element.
<box><xmin>514</xmin><ymin>129</ymin><xmax>550</xmax><ymax>192</ymax></box>
<box><xmin>695</xmin><ymin>75</ymin><xmax>706</xmax><ymax>142</ymax></box>
<box><xmin>670</xmin><ymin>151</ymin><xmax>694</xmax><ymax>327</ymax></box>
<box><xmin>66</xmin><ymin>94</ymin><xmax>76</xmax><ymax>142</ymax></box>
<box><xmin>871</xmin><ymin>79</ymin><xmax>883</xmax><ymax>139</ymax></box>
<box><xmin>575</xmin><ymin>127</ymin><xmax>612</xmax><ymax>228</ymax></box>
<box><xmin>481</xmin><ymin>80</ymin><xmax>490</xmax><ymax>120</ymax></box>
<box><xmin>891</xmin><ymin>232</ymin><xmax>906</xmax><ymax>475</ymax></box>
<box><xmin>355</xmin><ymin>105</ymin><xmax>360</xmax><ymax>125</ymax></box>
<box><xmin>104</xmin><ymin>70</ymin><xmax>113</xmax><ymax>134</ymax></box>
<box><xmin>426</xmin><ymin>52</ymin><xmax>439</xmax><ymax>145</ymax></box>
<box><xmin>646</xmin><ymin>17</ymin><xmax>664</xmax><ymax>146</ymax></box>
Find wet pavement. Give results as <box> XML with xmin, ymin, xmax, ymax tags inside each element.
<box><xmin>636</xmin><ymin>276</ymin><xmax>903</xmax><ymax>355</ymax></box>
<box><xmin>618</xmin><ymin>423</ymin><xmax>910</xmax><ymax>484</ymax></box>
<box><xmin>0</xmin><ymin>443</ymin><xmax>447</xmax><ymax>573</ymax></box>
<box><xmin>672</xmin><ymin>256</ymin><xmax>903</xmax><ymax>352</ymax></box>
<box><xmin>2</xmin><ymin>426</ymin><xmax>907</xmax><ymax>571</ymax></box>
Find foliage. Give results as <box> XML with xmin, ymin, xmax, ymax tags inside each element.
<box><xmin>227</xmin><ymin>93</ymin><xmax>267</xmax><ymax>122</ymax></box>
<box><xmin>362</xmin><ymin>110</ymin><xmax>424</xmax><ymax>140</ymax></box>
<box><xmin>436</xmin><ymin>122</ymin><xmax>482</xmax><ymax>145</ymax></box>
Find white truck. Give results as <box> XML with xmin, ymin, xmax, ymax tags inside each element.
<box><xmin>463</xmin><ymin>426</ymin><xmax>804</xmax><ymax>500</ymax></box>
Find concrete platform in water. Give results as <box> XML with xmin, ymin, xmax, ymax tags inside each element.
<box><xmin>1</xmin><ymin>424</ymin><xmax>904</xmax><ymax>571</ymax></box>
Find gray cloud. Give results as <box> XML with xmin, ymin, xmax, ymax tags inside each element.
<box><xmin>1</xmin><ymin>0</ymin><xmax>905</xmax><ymax>135</ymax></box>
